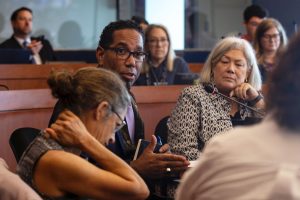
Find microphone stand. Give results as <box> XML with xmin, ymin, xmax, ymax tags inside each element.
<box><xmin>205</xmin><ymin>84</ymin><xmax>265</xmax><ymax>116</ymax></box>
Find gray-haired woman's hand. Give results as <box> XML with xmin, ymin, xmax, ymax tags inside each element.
<box><xmin>44</xmin><ymin>110</ymin><xmax>92</xmax><ymax>148</ymax></box>
<box><xmin>229</xmin><ymin>82</ymin><xmax>259</xmax><ymax>101</ymax></box>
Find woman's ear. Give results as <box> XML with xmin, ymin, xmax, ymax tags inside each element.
<box><xmin>96</xmin><ymin>47</ymin><xmax>105</xmax><ymax>66</ymax></box>
<box><xmin>94</xmin><ymin>101</ymin><xmax>110</xmax><ymax>121</ymax></box>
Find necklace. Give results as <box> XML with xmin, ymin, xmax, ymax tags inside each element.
<box><xmin>149</xmin><ymin>65</ymin><xmax>167</xmax><ymax>84</ymax></box>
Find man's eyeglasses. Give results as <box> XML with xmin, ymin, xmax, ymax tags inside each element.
<box><xmin>111</xmin><ymin>109</ymin><xmax>126</xmax><ymax>132</ymax></box>
<box><xmin>106</xmin><ymin>47</ymin><xmax>147</xmax><ymax>62</ymax></box>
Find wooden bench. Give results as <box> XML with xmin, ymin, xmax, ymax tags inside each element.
<box><xmin>0</xmin><ymin>85</ymin><xmax>187</xmax><ymax>171</ymax></box>
<box><xmin>0</xmin><ymin>63</ymin><xmax>97</xmax><ymax>90</ymax></box>
<box><xmin>188</xmin><ymin>63</ymin><xmax>204</xmax><ymax>73</ymax></box>
<box><xmin>0</xmin><ymin>89</ymin><xmax>56</xmax><ymax>171</ymax></box>
<box><xmin>131</xmin><ymin>85</ymin><xmax>187</xmax><ymax>139</ymax></box>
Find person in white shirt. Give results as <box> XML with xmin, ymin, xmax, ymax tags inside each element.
<box><xmin>0</xmin><ymin>158</ymin><xmax>41</xmax><ymax>200</ymax></box>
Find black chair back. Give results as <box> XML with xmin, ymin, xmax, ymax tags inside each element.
<box><xmin>154</xmin><ymin>116</ymin><xmax>170</xmax><ymax>144</ymax></box>
<box><xmin>9</xmin><ymin>127</ymin><xmax>40</xmax><ymax>162</ymax></box>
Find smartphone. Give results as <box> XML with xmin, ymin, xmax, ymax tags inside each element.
<box><xmin>133</xmin><ymin>139</ymin><xmax>162</xmax><ymax>160</ymax></box>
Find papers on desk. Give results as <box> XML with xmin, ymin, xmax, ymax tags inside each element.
<box><xmin>188</xmin><ymin>160</ymin><xmax>199</xmax><ymax>168</ymax></box>
<box><xmin>173</xmin><ymin>160</ymin><xmax>199</xmax><ymax>183</ymax></box>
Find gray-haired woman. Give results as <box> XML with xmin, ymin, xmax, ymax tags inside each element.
<box><xmin>168</xmin><ymin>37</ymin><xmax>265</xmax><ymax>161</ymax></box>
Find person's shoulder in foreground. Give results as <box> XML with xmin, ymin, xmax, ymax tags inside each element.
<box><xmin>0</xmin><ymin>158</ymin><xmax>42</xmax><ymax>200</ymax></box>
<box><xmin>176</xmin><ymin>116</ymin><xmax>300</xmax><ymax>200</ymax></box>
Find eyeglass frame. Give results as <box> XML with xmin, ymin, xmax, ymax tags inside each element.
<box><xmin>262</xmin><ymin>33</ymin><xmax>280</xmax><ymax>41</ymax></box>
<box><xmin>105</xmin><ymin>47</ymin><xmax>147</xmax><ymax>62</ymax></box>
<box><xmin>148</xmin><ymin>38</ymin><xmax>169</xmax><ymax>45</ymax></box>
<box><xmin>111</xmin><ymin>108</ymin><xmax>126</xmax><ymax>132</ymax></box>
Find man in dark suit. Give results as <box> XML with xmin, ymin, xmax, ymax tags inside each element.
<box><xmin>49</xmin><ymin>20</ymin><xmax>189</xmax><ymax>199</ymax></box>
<box><xmin>0</xmin><ymin>7</ymin><xmax>56</xmax><ymax>64</ymax></box>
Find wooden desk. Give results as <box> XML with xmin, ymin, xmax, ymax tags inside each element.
<box><xmin>0</xmin><ymin>85</ymin><xmax>187</xmax><ymax>170</ymax></box>
<box><xmin>0</xmin><ymin>63</ymin><xmax>97</xmax><ymax>90</ymax></box>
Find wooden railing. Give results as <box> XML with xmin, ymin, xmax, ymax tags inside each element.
<box><xmin>0</xmin><ymin>63</ymin><xmax>203</xmax><ymax>90</ymax></box>
<box><xmin>0</xmin><ymin>63</ymin><xmax>97</xmax><ymax>90</ymax></box>
<box><xmin>188</xmin><ymin>63</ymin><xmax>204</xmax><ymax>73</ymax></box>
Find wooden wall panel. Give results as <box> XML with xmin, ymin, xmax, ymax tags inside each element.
<box><xmin>0</xmin><ymin>85</ymin><xmax>187</xmax><ymax>170</ymax></box>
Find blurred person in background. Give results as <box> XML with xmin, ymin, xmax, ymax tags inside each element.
<box><xmin>135</xmin><ymin>24</ymin><xmax>190</xmax><ymax>86</ymax></box>
<box><xmin>253</xmin><ymin>18</ymin><xmax>288</xmax><ymax>82</ymax></box>
<box><xmin>131</xmin><ymin>15</ymin><xmax>149</xmax><ymax>32</ymax></box>
<box><xmin>240</xmin><ymin>4</ymin><xmax>268</xmax><ymax>44</ymax></box>
<box><xmin>0</xmin><ymin>7</ymin><xmax>56</xmax><ymax>64</ymax></box>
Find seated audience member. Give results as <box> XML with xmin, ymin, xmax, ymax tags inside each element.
<box><xmin>131</xmin><ymin>15</ymin><xmax>149</xmax><ymax>32</ymax></box>
<box><xmin>0</xmin><ymin>7</ymin><xmax>56</xmax><ymax>64</ymax></box>
<box><xmin>176</xmin><ymin>31</ymin><xmax>300</xmax><ymax>200</ymax></box>
<box><xmin>135</xmin><ymin>24</ymin><xmax>190</xmax><ymax>86</ymax></box>
<box><xmin>17</xmin><ymin>67</ymin><xmax>149</xmax><ymax>200</ymax></box>
<box><xmin>240</xmin><ymin>4</ymin><xmax>268</xmax><ymax>43</ymax></box>
<box><xmin>168</xmin><ymin>37</ymin><xmax>265</xmax><ymax>161</ymax></box>
<box><xmin>0</xmin><ymin>158</ymin><xmax>41</xmax><ymax>200</ymax></box>
<box><xmin>48</xmin><ymin>20</ymin><xmax>189</xmax><ymax>199</ymax></box>
<box><xmin>254</xmin><ymin>18</ymin><xmax>288</xmax><ymax>82</ymax></box>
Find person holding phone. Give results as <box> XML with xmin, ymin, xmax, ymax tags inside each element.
<box><xmin>0</xmin><ymin>7</ymin><xmax>56</xmax><ymax>64</ymax></box>
<box><xmin>48</xmin><ymin>20</ymin><xmax>189</xmax><ymax>199</ymax></box>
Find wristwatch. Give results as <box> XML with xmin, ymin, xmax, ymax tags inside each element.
<box><xmin>248</xmin><ymin>92</ymin><xmax>263</xmax><ymax>107</ymax></box>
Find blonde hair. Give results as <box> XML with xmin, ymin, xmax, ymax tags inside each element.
<box><xmin>142</xmin><ymin>24</ymin><xmax>176</xmax><ymax>73</ymax></box>
<box><xmin>200</xmin><ymin>36</ymin><xmax>262</xmax><ymax>90</ymax></box>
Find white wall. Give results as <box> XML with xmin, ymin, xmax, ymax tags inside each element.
<box><xmin>0</xmin><ymin>0</ymin><xmax>253</xmax><ymax>50</ymax></box>
<box><xmin>212</xmin><ymin>0</ymin><xmax>251</xmax><ymax>39</ymax></box>
<box><xmin>145</xmin><ymin>0</ymin><xmax>185</xmax><ymax>50</ymax></box>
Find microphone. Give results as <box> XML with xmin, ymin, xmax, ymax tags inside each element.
<box><xmin>203</xmin><ymin>83</ymin><xmax>264</xmax><ymax>115</ymax></box>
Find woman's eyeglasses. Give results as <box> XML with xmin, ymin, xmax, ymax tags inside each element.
<box><xmin>148</xmin><ymin>38</ymin><xmax>168</xmax><ymax>45</ymax></box>
<box><xmin>111</xmin><ymin>109</ymin><xmax>126</xmax><ymax>132</ymax></box>
<box><xmin>262</xmin><ymin>33</ymin><xmax>280</xmax><ymax>41</ymax></box>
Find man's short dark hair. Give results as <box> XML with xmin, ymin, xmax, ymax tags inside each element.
<box><xmin>98</xmin><ymin>20</ymin><xmax>144</xmax><ymax>49</ymax></box>
<box><xmin>131</xmin><ymin>16</ymin><xmax>149</xmax><ymax>25</ymax></box>
<box><xmin>10</xmin><ymin>7</ymin><xmax>32</xmax><ymax>21</ymax></box>
<box><xmin>243</xmin><ymin>4</ymin><xmax>268</xmax><ymax>23</ymax></box>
